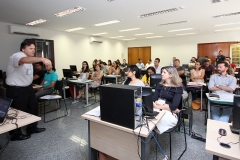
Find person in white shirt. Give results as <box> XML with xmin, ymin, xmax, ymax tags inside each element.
<box><xmin>170</xmin><ymin>57</ymin><xmax>176</xmax><ymax>66</ymax></box>
<box><xmin>6</xmin><ymin>40</ymin><xmax>51</xmax><ymax>141</ymax></box>
<box><xmin>136</xmin><ymin>58</ymin><xmax>144</xmax><ymax>69</ymax></box>
<box><xmin>145</xmin><ymin>59</ymin><xmax>154</xmax><ymax>69</ymax></box>
<box><xmin>154</xmin><ymin>58</ymin><xmax>162</xmax><ymax>74</ymax></box>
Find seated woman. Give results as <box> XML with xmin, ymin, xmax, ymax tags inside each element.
<box><xmin>35</xmin><ymin>63</ymin><xmax>58</xmax><ymax>99</ymax></box>
<box><xmin>76</xmin><ymin>61</ymin><xmax>90</xmax><ymax>99</ymax></box>
<box><xmin>189</xmin><ymin>61</ymin><xmax>205</xmax><ymax>100</ymax></box>
<box><xmin>153</xmin><ymin>66</ymin><xmax>183</xmax><ymax>134</ymax></box>
<box><xmin>90</xmin><ymin>64</ymin><xmax>103</xmax><ymax>88</ymax></box>
<box><xmin>107</xmin><ymin>61</ymin><xmax>120</xmax><ymax>75</ymax></box>
<box><xmin>141</xmin><ymin>66</ymin><xmax>156</xmax><ymax>86</ymax></box>
<box><xmin>123</xmin><ymin>65</ymin><xmax>145</xmax><ymax>86</ymax></box>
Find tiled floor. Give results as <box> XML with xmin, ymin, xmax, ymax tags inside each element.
<box><xmin>0</xmin><ymin>93</ymin><xmax>212</xmax><ymax>160</ymax></box>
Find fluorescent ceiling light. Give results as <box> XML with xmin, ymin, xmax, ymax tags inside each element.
<box><xmin>26</xmin><ymin>19</ymin><xmax>47</xmax><ymax>26</ymax></box>
<box><xmin>54</xmin><ymin>6</ymin><xmax>86</xmax><ymax>17</ymax></box>
<box><xmin>135</xmin><ymin>33</ymin><xmax>153</xmax><ymax>36</ymax></box>
<box><xmin>146</xmin><ymin>36</ymin><xmax>163</xmax><ymax>39</ymax></box>
<box><xmin>139</xmin><ymin>8</ymin><xmax>179</xmax><ymax>18</ymax></box>
<box><xmin>93</xmin><ymin>20</ymin><xmax>122</xmax><ymax>27</ymax></box>
<box><xmin>168</xmin><ymin>28</ymin><xmax>193</xmax><ymax>32</ymax></box>
<box><xmin>158</xmin><ymin>21</ymin><xmax>187</xmax><ymax>26</ymax></box>
<box><xmin>215</xmin><ymin>28</ymin><xmax>240</xmax><ymax>32</ymax></box>
<box><xmin>213</xmin><ymin>12</ymin><xmax>240</xmax><ymax>18</ymax></box>
<box><xmin>119</xmin><ymin>28</ymin><xmax>141</xmax><ymax>32</ymax></box>
<box><xmin>176</xmin><ymin>32</ymin><xmax>196</xmax><ymax>36</ymax></box>
<box><xmin>92</xmin><ymin>32</ymin><xmax>108</xmax><ymax>35</ymax></box>
<box><xmin>109</xmin><ymin>36</ymin><xmax>124</xmax><ymax>38</ymax></box>
<box><xmin>122</xmin><ymin>38</ymin><xmax>136</xmax><ymax>40</ymax></box>
<box><xmin>212</xmin><ymin>0</ymin><xmax>228</xmax><ymax>3</ymax></box>
<box><xmin>66</xmin><ymin>27</ymin><xmax>85</xmax><ymax>32</ymax></box>
<box><xmin>215</xmin><ymin>21</ymin><xmax>240</xmax><ymax>27</ymax></box>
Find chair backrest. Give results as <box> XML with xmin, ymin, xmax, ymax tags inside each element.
<box><xmin>182</xmin><ymin>64</ymin><xmax>189</xmax><ymax>69</ymax></box>
<box><xmin>0</xmin><ymin>70</ymin><xmax>2</xmax><ymax>80</ymax></box>
<box><xmin>54</xmin><ymin>80</ymin><xmax>63</xmax><ymax>95</ymax></box>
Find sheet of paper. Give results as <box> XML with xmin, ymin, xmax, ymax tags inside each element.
<box><xmin>218</xmin><ymin>93</ymin><xmax>234</xmax><ymax>102</ymax></box>
<box><xmin>85</xmin><ymin>106</ymin><xmax>100</xmax><ymax>117</ymax></box>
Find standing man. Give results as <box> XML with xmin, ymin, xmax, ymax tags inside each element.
<box><xmin>216</xmin><ymin>50</ymin><xmax>225</xmax><ymax>64</ymax></box>
<box><xmin>154</xmin><ymin>58</ymin><xmax>162</xmax><ymax>74</ymax></box>
<box><xmin>6</xmin><ymin>40</ymin><xmax>51</xmax><ymax>141</ymax></box>
<box><xmin>33</xmin><ymin>62</ymin><xmax>44</xmax><ymax>85</ymax></box>
<box><xmin>136</xmin><ymin>58</ymin><xmax>144</xmax><ymax>69</ymax></box>
<box><xmin>208</xmin><ymin>61</ymin><xmax>236</xmax><ymax>122</ymax></box>
<box><xmin>35</xmin><ymin>63</ymin><xmax>58</xmax><ymax>99</ymax></box>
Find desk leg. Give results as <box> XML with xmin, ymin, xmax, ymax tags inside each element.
<box><xmin>88</xmin><ymin>121</ymin><xmax>98</xmax><ymax>160</ymax></box>
<box><xmin>83</xmin><ymin>83</ymin><xmax>92</xmax><ymax>108</ymax></box>
<box><xmin>63</xmin><ymin>83</ymin><xmax>66</xmax><ymax>100</ymax></box>
<box><xmin>115</xmin><ymin>77</ymin><xmax>117</xmax><ymax>84</ymax></box>
<box><xmin>200</xmin><ymin>87</ymin><xmax>203</xmax><ymax>112</ymax></box>
<box><xmin>104</xmin><ymin>78</ymin><xmax>106</xmax><ymax>84</ymax></box>
<box><xmin>70</xmin><ymin>85</ymin><xmax>79</xmax><ymax>105</ymax></box>
<box><xmin>208</xmin><ymin>99</ymin><xmax>210</xmax><ymax>119</ymax></box>
<box><xmin>141</xmin><ymin>135</ymin><xmax>151</xmax><ymax>160</ymax></box>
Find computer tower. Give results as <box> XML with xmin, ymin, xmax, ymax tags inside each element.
<box><xmin>230</xmin><ymin>95</ymin><xmax>240</xmax><ymax>134</ymax></box>
<box><xmin>100</xmin><ymin>84</ymin><xmax>142</xmax><ymax>129</ymax></box>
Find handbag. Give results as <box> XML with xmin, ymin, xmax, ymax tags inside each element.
<box><xmin>192</xmin><ymin>99</ymin><xmax>201</xmax><ymax>110</ymax></box>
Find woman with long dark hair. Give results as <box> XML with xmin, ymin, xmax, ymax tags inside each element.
<box><xmin>141</xmin><ymin>66</ymin><xmax>156</xmax><ymax>86</ymax></box>
<box><xmin>107</xmin><ymin>61</ymin><xmax>120</xmax><ymax>75</ymax></box>
<box><xmin>123</xmin><ymin>65</ymin><xmax>144</xmax><ymax>86</ymax></box>
<box><xmin>76</xmin><ymin>61</ymin><xmax>90</xmax><ymax>99</ymax></box>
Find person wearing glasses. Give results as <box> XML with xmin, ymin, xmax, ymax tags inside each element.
<box><xmin>123</xmin><ymin>65</ymin><xmax>145</xmax><ymax>86</ymax></box>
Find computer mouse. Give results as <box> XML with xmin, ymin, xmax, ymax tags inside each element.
<box><xmin>219</xmin><ymin>128</ymin><xmax>227</xmax><ymax>136</ymax></box>
<box><xmin>219</xmin><ymin>142</ymin><xmax>231</xmax><ymax>149</ymax></box>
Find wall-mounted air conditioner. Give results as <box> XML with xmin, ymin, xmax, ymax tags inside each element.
<box><xmin>89</xmin><ymin>37</ymin><xmax>103</xmax><ymax>43</ymax></box>
<box><xmin>9</xmin><ymin>25</ymin><xmax>40</xmax><ymax>37</ymax></box>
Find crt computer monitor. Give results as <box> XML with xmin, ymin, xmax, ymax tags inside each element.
<box><xmin>62</xmin><ymin>69</ymin><xmax>73</xmax><ymax>80</ymax></box>
<box><xmin>150</xmin><ymin>74</ymin><xmax>162</xmax><ymax>88</ymax></box>
<box><xmin>230</xmin><ymin>95</ymin><xmax>240</xmax><ymax>134</ymax></box>
<box><xmin>142</xmin><ymin>87</ymin><xmax>158</xmax><ymax>116</ymax></box>
<box><xmin>70</xmin><ymin>65</ymin><xmax>77</xmax><ymax>72</ymax></box>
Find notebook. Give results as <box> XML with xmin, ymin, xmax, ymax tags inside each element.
<box><xmin>0</xmin><ymin>96</ymin><xmax>12</xmax><ymax>124</ymax></box>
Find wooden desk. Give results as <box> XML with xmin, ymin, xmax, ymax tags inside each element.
<box><xmin>0</xmin><ymin>109</ymin><xmax>41</xmax><ymax>134</ymax></box>
<box><xmin>206</xmin><ymin>119</ymin><xmax>240</xmax><ymax>160</ymax></box>
<box><xmin>82</xmin><ymin>110</ymin><xmax>165</xmax><ymax>160</ymax></box>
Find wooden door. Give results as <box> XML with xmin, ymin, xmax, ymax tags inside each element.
<box><xmin>198</xmin><ymin>43</ymin><xmax>218</xmax><ymax>64</ymax></box>
<box><xmin>128</xmin><ymin>47</ymin><xmax>151</xmax><ymax>65</ymax></box>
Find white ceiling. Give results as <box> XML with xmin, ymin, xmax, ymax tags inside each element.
<box><xmin>0</xmin><ymin>0</ymin><xmax>240</xmax><ymax>40</ymax></box>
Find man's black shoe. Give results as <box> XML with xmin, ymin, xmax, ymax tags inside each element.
<box><xmin>27</xmin><ymin>128</ymin><xmax>46</xmax><ymax>135</ymax></box>
<box><xmin>11</xmin><ymin>134</ymin><xmax>31</xmax><ymax>141</ymax></box>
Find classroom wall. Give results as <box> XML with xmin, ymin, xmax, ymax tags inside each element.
<box><xmin>125</xmin><ymin>31</ymin><xmax>240</xmax><ymax>67</ymax></box>
<box><xmin>0</xmin><ymin>22</ymin><xmax>126</xmax><ymax>78</ymax></box>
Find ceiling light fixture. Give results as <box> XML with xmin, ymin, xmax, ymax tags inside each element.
<box><xmin>122</xmin><ymin>38</ymin><xmax>136</xmax><ymax>40</ymax></box>
<box><xmin>107</xmin><ymin>0</ymin><xmax>114</xmax><ymax>1</ymax></box>
<box><xmin>168</xmin><ymin>28</ymin><xmax>193</xmax><ymax>32</ymax></box>
<box><xmin>109</xmin><ymin>36</ymin><xmax>124</xmax><ymax>38</ymax></box>
<box><xmin>119</xmin><ymin>28</ymin><xmax>141</xmax><ymax>32</ymax></box>
<box><xmin>135</xmin><ymin>33</ymin><xmax>153</xmax><ymax>36</ymax></box>
<box><xmin>212</xmin><ymin>0</ymin><xmax>228</xmax><ymax>3</ymax></box>
<box><xmin>213</xmin><ymin>12</ymin><xmax>240</xmax><ymax>18</ymax></box>
<box><xmin>215</xmin><ymin>28</ymin><xmax>240</xmax><ymax>32</ymax></box>
<box><xmin>26</xmin><ymin>19</ymin><xmax>47</xmax><ymax>26</ymax></box>
<box><xmin>158</xmin><ymin>20</ymin><xmax>187</xmax><ymax>26</ymax></box>
<box><xmin>176</xmin><ymin>32</ymin><xmax>196</xmax><ymax>36</ymax></box>
<box><xmin>93</xmin><ymin>20</ymin><xmax>122</xmax><ymax>27</ymax></box>
<box><xmin>66</xmin><ymin>27</ymin><xmax>85</xmax><ymax>32</ymax></box>
<box><xmin>215</xmin><ymin>21</ymin><xmax>240</xmax><ymax>27</ymax></box>
<box><xmin>54</xmin><ymin>6</ymin><xmax>86</xmax><ymax>17</ymax></box>
<box><xmin>146</xmin><ymin>36</ymin><xmax>163</xmax><ymax>39</ymax></box>
<box><xmin>139</xmin><ymin>8</ymin><xmax>179</xmax><ymax>18</ymax></box>
<box><xmin>92</xmin><ymin>32</ymin><xmax>108</xmax><ymax>35</ymax></box>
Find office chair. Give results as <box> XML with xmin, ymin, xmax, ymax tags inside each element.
<box><xmin>154</xmin><ymin>97</ymin><xmax>187</xmax><ymax>160</ymax></box>
<box><xmin>38</xmin><ymin>80</ymin><xmax>68</xmax><ymax>123</ymax></box>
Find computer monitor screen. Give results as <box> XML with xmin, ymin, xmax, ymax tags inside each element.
<box><xmin>232</xmin><ymin>95</ymin><xmax>240</xmax><ymax>131</ymax></box>
<box><xmin>0</xmin><ymin>70</ymin><xmax>2</xmax><ymax>80</ymax></box>
<box><xmin>142</xmin><ymin>87</ymin><xmax>158</xmax><ymax>116</ymax></box>
<box><xmin>62</xmin><ymin>69</ymin><xmax>73</xmax><ymax>79</ymax></box>
<box><xmin>70</xmin><ymin>65</ymin><xmax>77</xmax><ymax>72</ymax></box>
<box><xmin>150</xmin><ymin>74</ymin><xmax>162</xmax><ymax>88</ymax></box>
